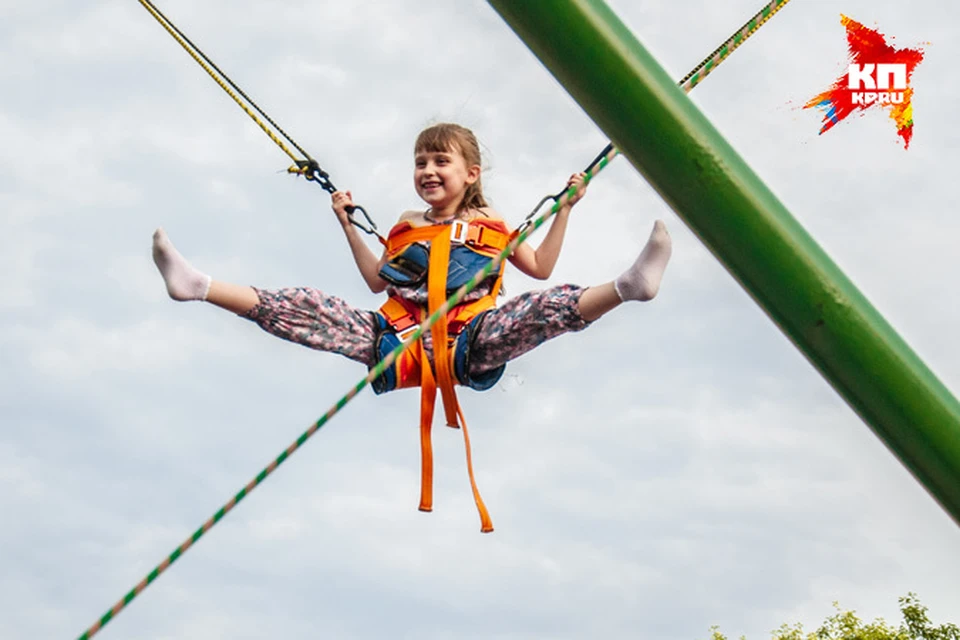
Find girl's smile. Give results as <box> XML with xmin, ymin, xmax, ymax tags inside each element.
<box><xmin>414</xmin><ymin>149</ymin><xmax>480</xmax><ymax>216</ymax></box>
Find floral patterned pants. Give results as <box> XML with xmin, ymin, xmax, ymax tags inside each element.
<box><xmin>243</xmin><ymin>284</ymin><xmax>590</xmax><ymax>376</ymax></box>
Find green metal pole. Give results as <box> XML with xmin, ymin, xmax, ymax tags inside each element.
<box><xmin>488</xmin><ymin>0</ymin><xmax>960</xmax><ymax>527</ymax></box>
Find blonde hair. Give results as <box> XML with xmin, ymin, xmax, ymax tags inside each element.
<box><xmin>414</xmin><ymin>123</ymin><xmax>488</xmax><ymax>214</ymax></box>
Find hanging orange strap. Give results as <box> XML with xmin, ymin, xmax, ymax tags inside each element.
<box><xmin>421</xmin><ymin>224</ymin><xmax>493</xmax><ymax>532</ymax></box>
<box><xmin>380</xmin><ymin>218</ymin><xmax>511</xmax><ymax>533</ymax></box>
<box><xmin>416</xmin><ymin>336</ymin><xmax>437</xmax><ymax>513</ymax></box>
<box><xmin>427</xmin><ymin>225</ymin><xmax>459</xmax><ymax>428</ymax></box>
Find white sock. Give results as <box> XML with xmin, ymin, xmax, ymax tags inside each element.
<box><xmin>152</xmin><ymin>228</ymin><xmax>212</xmax><ymax>301</ymax></box>
<box><xmin>614</xmin><ymin>220</ymin><xmax>672</xmax><ymax>302</ymax></box>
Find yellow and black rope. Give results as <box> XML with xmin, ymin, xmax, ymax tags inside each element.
<box><xmin>137</xmin><ymin>0</ymin><xmax>381</xmax><ymax>237</ymax></box>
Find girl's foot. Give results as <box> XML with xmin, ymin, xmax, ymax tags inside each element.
<box><xmin>152</xmin><ymin>228</ymin><xmax>212</xmax><ymax>301</ymax></box>
<box><xmin>614</xmin><ymin>220</ymin><xmax>672</xmax><ymax>302</ymax></box>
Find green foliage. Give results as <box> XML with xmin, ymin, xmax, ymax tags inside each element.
<box><xmin>705</xmin><ymin>594</ymin><xmax>959</xmax><ymax>640</ymax></box>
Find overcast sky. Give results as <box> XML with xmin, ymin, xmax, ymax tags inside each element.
<box><xmin>2</xmin><ymin>1</ymin><xmax>959</xmax><ymax>639</ymax></box>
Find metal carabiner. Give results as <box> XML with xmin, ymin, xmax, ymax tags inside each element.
<box><xmin>515</xmin><ymin>143</ymin><xmax>617</xmax><ymax>236</ymax></box>
<box><xmin>346</xmin><ymin>204</ymin><xmax>381</xmax><ymax>239</ymax></box>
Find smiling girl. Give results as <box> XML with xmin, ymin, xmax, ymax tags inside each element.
<box><xmin>151</xmin><ymin>122</ymin><xmax>672</xmax><ymax>387</ymax></box>
<box><xmin>151</xmin><ymin>121</ymin><xmax>671</xmax><ymax>529</ymax></box>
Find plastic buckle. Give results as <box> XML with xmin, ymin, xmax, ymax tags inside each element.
<box><xmin>451</xmin><ymin>219</ymin><xmax>469</xmax><ymax>244</ymax></box>
<box><xmin>469</xmin><ymin>226</ymin><xmax>483</xmax><ymax>247</ymax></box>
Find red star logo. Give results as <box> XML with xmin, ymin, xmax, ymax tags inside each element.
<box><xmin>804</xmin><ymin>15</ymin><xmax>925</xmax><ymax>149</ymax></box>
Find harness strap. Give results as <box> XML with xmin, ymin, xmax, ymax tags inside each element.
<box><xmin>378</xmin><ymin>222</ymin><xmax>497</xmax><ymax>532</ymax></box>
<box><xmin>455</xmin><ymin>404</ymin><xmax>492</xmax><ymax>531</ymax></box>
<box><xmin>417</xmin><ymin>336</ymin><xmax>436</xmax><ymax>513</ymax></box>
<box><xmin>377</xmin><ymin>219</ymin><xmax>504</xmax><ymax>532</ymax></box>
<box><xmin>379</xmin><ymin>296</ymin><xmax>419</xmax><ymax>333</ymax></box>
<box><xmin>386</xmin><ymin>219</ymin><xmax>511</xmax><ymax>258</ymax></box>
<box><xmin>380</xmin><ymin>295</ymin><xmax>497</xmax><ymax>337</ymax></box>
<box><xmin>428</xmin><ymin>221</ymin><xmax>459</xmax><ymax>429</ymax></box>
<box><xmin>413</xmin><ymin>329</ymin><xmax>493</xmax><ymax>532</ymax></box>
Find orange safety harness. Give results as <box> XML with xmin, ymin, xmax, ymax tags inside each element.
<box><xmin>375</xmin><ymin>217</ymin><xmax>513</xmax><ymax>532</ymax></box>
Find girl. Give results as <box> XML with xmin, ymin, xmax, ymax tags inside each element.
<box><xmin>151</xmin><ymin>122</ymin><xmax>672</xmax><ymax>530</ymax></box>
<box><xmin>151</xmin><ymin>123</ymin><xmax>673</xmax><ymax>384</ymax></box>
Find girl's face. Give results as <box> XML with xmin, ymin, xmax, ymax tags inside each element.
<box><xmin>414</xmin><ymin>146</ymin><xmax>480</xmax><ymax>214</ymax></box>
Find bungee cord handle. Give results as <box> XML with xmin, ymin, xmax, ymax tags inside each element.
<box><xmin>516</xmin><ymin>142</ymin><xmax>615</xmax><ymax>236</ymax></box>
<box><xmin>288</xmin><ymin>159</ymin><xmax>381</xmax><ymax>238</ymax></box>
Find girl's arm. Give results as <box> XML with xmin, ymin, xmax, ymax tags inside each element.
<box><xmin>508</xmin><ymin>173</ymin><xmax>587</xmax><ymax>280</ymax></box>
<box><xmin>332</xmin><ymin>190</ymin><xmax>389</xmax><ymax>294</ymax></box>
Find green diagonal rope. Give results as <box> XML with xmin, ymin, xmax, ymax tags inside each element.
<box><xmin>76</xmin><ymin>1</ymin><xmax>791</xmax><ymax>637</ymax></box>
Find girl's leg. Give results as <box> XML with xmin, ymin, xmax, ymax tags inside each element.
<box><xmin>151</xmin><ymin>228</ymin><xmax>377</xmax><ymax>365</ymax></box>
<box><xmin>206</xmin><ymin>281</ymin><xmax>260</xmax><ymax>315</ymax></box>
<box><xmin>469</xmin><ymin>219</ymin><xmax>672</xmax><ymax>373</ymax></box>
<box><xmin>242</xmin><ymin>288</ymin><xmax>377</xmax><ymax>364</ymax></box>
<box><xmin>469</xmin><ymin>284</ymin><xmax>592</xmax><ymax>374</ymax></box>
<box><xmin>153</xmin><ymin>228</ymin><xmax>263</xmax><ymax>314</ymax></box>
<box><xmin>579</xmin><ymin>219</ymin><xmax>672</xmax><ymax>321</ymax></box>
<box><xmin>576</xmin><ymin>282</ymin><xmax>620</xmax><ymax>323</ymax></box>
